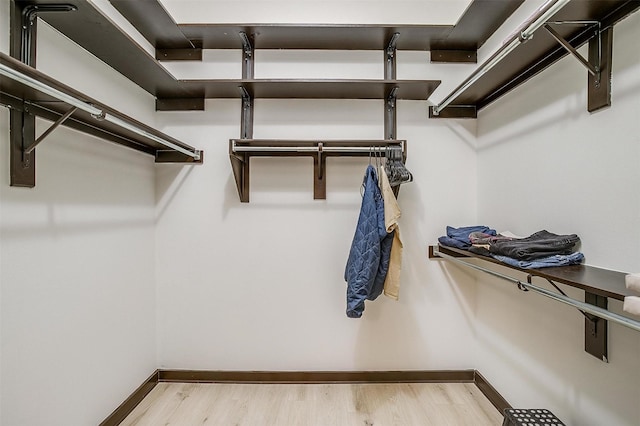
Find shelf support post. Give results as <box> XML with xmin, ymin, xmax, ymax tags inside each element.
<box><xmin>383</xmin><ymin>29</ymin><xmax>400</xmax><ymax>196</ymax></box>
<box><xmin>385</xmin><ymin>32</ymin><xmax>399</xmax><ymax>80</ymax></box>
<box><xmin>385</xmin><ymin>86</ymin><xmax>398</xmax><ymax>140</ymax></box>
<box><xmin>236</xmin><ymin>87</ymin><xmax>253</xmax><ymax>203</ymax></box>
<box><xmin>239</xmin><ymin>31</ymin><xmax>254</xmax><ymax>79</ymax></box>
<box><xmin>313</xmin><ymin>142</ymin><xmax>326</xmax><ymax>200</ymax></box>
<box><xmin>9</xmin><ymin>2</ymin><xmax>76</xmax><ymax>188</ymax></box>
<box><xmin>585</xmin><ymin>292</ymin><xmax>608</xmax><ymax>362</ymax></box>
<box><xmin>239</xmin><ymin>86</ymin><xmax>254</xmax><ymax>140</ymax></box>
<box><xmin>588</xmin><ymin>26</ymin><xmax>612</xmax><ymax>113</ymax></box>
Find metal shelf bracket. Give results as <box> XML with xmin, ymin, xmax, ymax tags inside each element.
<box><xmin>544</xmin><ymin>21</ymin><xmax>601</xmax><ymax>85</ymax></box>
<box><xmin>543</xmin><ymin>20</ymin><xmax>613</xmax><ymax>113</ymax></box>
<box><xmin>540</xmin><ymin>20</ymin><xmax>611</xmax><ymax>113</ymax></box>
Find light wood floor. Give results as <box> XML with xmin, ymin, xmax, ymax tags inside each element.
<box><xmin>120</xmin><ymin>382</ymin><xmax>504</xmax><ymax>426</ymax></box>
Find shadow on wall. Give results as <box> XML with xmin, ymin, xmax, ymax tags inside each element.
<box><xmin>155</xmin><ymin>164</ymin><xmax>196</xmax><ymax>221</ymax></box>
<box><xmin>434</xmin><ymin>260</ymin><xmax>478</xmax><ymax>334</ymax></box>
<box><xmin>476</xmin><ymin>78</ymin><xmax>640</xmax><ymax>151</ymax></box>
<box><xmin>220</xmin><ymin>157</ymin><xmax>377</xmax><ymax>212</ymax></box>
<box><xmin>476</xmin><ymin>11</ymin><xmax>640</xmax><ymax>145</ymax></box>
<box><xmin>0</xmin><ymin>126</ymin><xmax>156</xmax><ymax>238</ymax></box>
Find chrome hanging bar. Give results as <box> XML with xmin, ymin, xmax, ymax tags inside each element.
<box><xmin>0</xmin><ymin>62</ymin><xmax>201</xmax><ymax>160</ymax></box>
<box><xmin>231</xmin><ymin>140</ymin><xmax>405</xmax><ymax>154</ymax></box>
<box><xmin>433</xmin><ymin>247</ymin><xmax>640</xmax><ymax>333</ymax></box>
<box><xmin>431</xmin><ymin>0</ymin><xmax>571</xmax><ymax>116</ymax></box>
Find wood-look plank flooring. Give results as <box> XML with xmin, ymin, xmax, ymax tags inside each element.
<box><xmin>120</xmin><ymin>382</ymin><xmax>503</xmax><ymax>425</ymax></box>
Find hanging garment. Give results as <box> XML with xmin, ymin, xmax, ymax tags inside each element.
<box><xmin>379</xmin><ymin>167</ymin><xmax>403</xmax><ymax>301</ymax></box>
<box><xmin>345</xmin><ymin>165</ymin><xmax>392</xmax><ymax>318</ymax></box>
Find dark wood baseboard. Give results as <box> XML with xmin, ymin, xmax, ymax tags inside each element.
<box><xmin>99</xmin><ymin>370</ymin><xmax>159</xmax><ymax>426</ymax></box>
<box><xmin>158</xmin><ymin>369</ymin><xmax>476</xmax><ymax>384</ymax></box>
<box><xmin>100</xmin><ymin>369</ymin><xmax>510</xmax><ymax>424</ymax></box>
<box><xmin>474</xmin><ymin>370</ymin><xmax>511</xmax><ymax>413</ymax></box>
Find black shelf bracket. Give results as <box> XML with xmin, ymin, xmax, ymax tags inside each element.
<box><xmin>385</xmin><ymin>87</ymin><xmax>398</xmax><ymax>140</ymax></box>
<box><xmin>543</xmin><ymin>21</ymin><xmax>611</xmax><ymax>113</ymax></box>
<box><xmin>385</xmin><ymin>32</ymin><xmax>399</xmax><ymax>79</ymax></box>
<box><xmin>544</xmin><ymin>22</ymin><xmax>600</xmax><ymax>83</ymax></box>
<box><xmin>239</xmin><ymin>86</ymin><xmax>254</xmax><ymax>140</ymax></box>
<box><xmin>585</xmin><ymin>292</ymin><xmax>608</xmax><ymax>362</ymax></box>
<box><xmin>239</xmin><ymin>31</ymin><xmax>254</xmax><ymax>79</ymax></box>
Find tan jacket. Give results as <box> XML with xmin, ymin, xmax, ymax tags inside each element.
<box><xmin>379</xmin><ymin>167</ymin><xmax>403</xmax><ymax>300</ymax></box>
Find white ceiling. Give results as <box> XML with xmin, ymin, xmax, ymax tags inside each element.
<box><xmin>157</xmin><ymin>0</ymin><xmax>474</xmax><ymax>25</ymax></box>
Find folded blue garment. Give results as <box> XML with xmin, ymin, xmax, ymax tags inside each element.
<box><xmin>492</xmin><ymin>252</ymin><xmax>584</xmax><ymax>269</ymax></box>
<box><xmin>438</xmin><ymin>236</ymin><xmax>470</xmax><ymax>249</ymax></box>
<box><xmin>438</xmin><ymin>225</ymin><xmax>497</xmax><ymax>249</ymax></box>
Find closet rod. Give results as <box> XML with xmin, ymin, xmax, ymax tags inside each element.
<box><xmin>232</xmin><ymin>146</ymin><xmax>402</xmax><ymax>153</ymax></box>
<box><xmin>433</xmin><ymin>247</ymin><xmax>640</xmax><ymax>334</ymax></box>
<box><xmin>431</xmin><ymin>0</ymin><xmax>571</xmax><ymax>116</ymax></box>
<box><xmin>0</xmin><ymin>62</ymin><xmax>201</xmax><ymax>160</ymax></box>
<box><xmin>232</xmin><ymin>141</ymin><xmax>404</xmax><ymax>154</ymax></box>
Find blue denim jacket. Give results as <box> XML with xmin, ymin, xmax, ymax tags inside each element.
<box><xmin>345</xmin><ymin>166</ymin><xmax>392</xmax><ymax>318</ymax></box>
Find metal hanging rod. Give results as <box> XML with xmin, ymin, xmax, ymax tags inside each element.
<box><xmin>231</xmin><ymin>140</ymin><xmax>404</xmax><ymax>154</ymax></box>
<box><xmin>431</xmin><ymin>0</ymin><xmax>571</xmax><ymax>116</ymax></box>
<box><xmin>432</xmin><ymin>247</ymin><xmax>640</xmax><ymax>334</ymax></box>
<box><xmin>0</xmin><ymin>62</ymin><xmax>201</xmax><ymax>160</ymax></box>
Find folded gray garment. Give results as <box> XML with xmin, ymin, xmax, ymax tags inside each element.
<box><xmin>469</xmin><ymin>232</ymin><xmax>514</xmax><ymax>245</ymax></box>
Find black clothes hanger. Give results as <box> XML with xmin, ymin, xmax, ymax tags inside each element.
<box><xmin>385</xmin><ymin>145</ymin><xmax>412</xmax><ymax>187</ymax></box>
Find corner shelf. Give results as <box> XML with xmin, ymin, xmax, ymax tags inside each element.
<box><xmin>429</xmin><ymin>244</ymin><xmax>639</xmax><ymax>362</ymax></box>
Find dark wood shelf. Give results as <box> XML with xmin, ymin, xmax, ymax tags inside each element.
<box><xmin>159</xmin><ymin>79</ymin><xmax>440</xmax><ymax>101</ymax></box>
<box><xmin>110</xmin><ymin>0</ymin><xmax>522</xmax><ymax>51</ymax></box>
<box><xmin>179</xmin><ymin>24</ymin><xmax>450</xmax><ymax>50</ymax></box>
<box><xmin>0</xmin><ymin>52</ymin><xmax>202</xmax><ymax>163</ymax></box>
<box><xmin>429</xmin><ymin>244</ymin><xmax>632</xmax><ymax>301</ymax></box>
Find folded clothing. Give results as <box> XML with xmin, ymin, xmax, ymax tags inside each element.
<box><xmin>623</xmin><ymin>296</ymin><xmax>640</xmax><ymax>316</ymax></box>
<box><xmin>489</xmin><ymin>230</ymin><xmax>580</xmax><ymax>261</ymax></box>
<box><xmin>438</xmin><ymin>225</ymin><xmax>496</xmax><ymax>249</ymax></box>
<box><xmin>492</xmin><ymin>252</ymin><xmax>584</xmax><ymax>269</ymax></box>
<box><xmin>625</xmin><ymin>273</ymin><xmax>640</xmax><ymax>293</ymax></box>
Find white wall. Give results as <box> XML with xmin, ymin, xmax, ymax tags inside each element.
<box><xmin>0</xmin><ymin>12</ymin><xmax>158</xmax><ymax>426</ymax></box>
<box><xmin>155</xmin><ymin>44</ymin><xmax>480</xmax><ymax>370</ymax></box>
<box><xmin>473</xmin><ymin>10</ymin><xmax>640</xmax><ymax>426</ymax></box>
